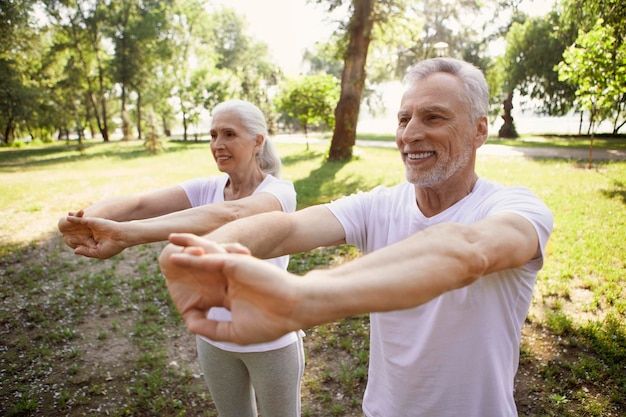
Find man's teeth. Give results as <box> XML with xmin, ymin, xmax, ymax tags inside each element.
<box><xmin>408</xmin><ymin>152</ymin><xmax>433</xmax><ymax>159</ymax></box>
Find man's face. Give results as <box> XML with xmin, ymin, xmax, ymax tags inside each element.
<box><xmin>395</xmin><ymin>72</ymin><xmax>482</xmax><ymax>187</ymax></box>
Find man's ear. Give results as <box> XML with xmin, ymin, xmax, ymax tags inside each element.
<box><xmin>474</xmin><ymin>116</ymin><xmax>489</xmax><ymax>148</ymax></box>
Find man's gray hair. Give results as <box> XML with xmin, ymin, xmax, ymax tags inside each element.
<box><xmin>404</xmin><ymin>58</ymin><xmax>489</xmax><ymax>122</ymax></box>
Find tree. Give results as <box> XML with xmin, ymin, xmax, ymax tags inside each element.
<box><xmin>558</xmin><ymin>20</ymin><xmax>626</xmax><ymax>167</ymax></box>
<box><xmin>319</xmin><ymin>0</ymin><xmax>497</xmax><ymax>160</ymax></box>
<box><xmin>43</xmin><ymin>0</ymin><xmax>116</xmax><ymax>142</ymax></box>
<box><xmin>495</xmin><ymin>11</ymin><xmax>578</xmax><ymax>137</ymax></box>
<box><xmin>210</xmin><ymin>7</ymin><xmax>280</xmax><ymax>124</ymax></box>
<box><xmin>557</xmin><ymin>0</ymin><xmax>626</xmax><ymax>136</ymax></box>
<box><xmin>327</xmin><ymin>0</ymin><xmax>376</xmax><ymax>161</ymax></box>
<box><xmin>274</xmin><ymin>74</ymin><xmax>340</xmax><ymax>148</ymax></box>
<box><xmin>0</xmin><ymin>0</ymin><xmax>45</xmax><ymax>144</ymax></box>
<box><xmin>303</xmin><ymin>36</ymin><xmax>345</xmax><ymax>79</ymax></box>
<box><xmin>109</xmin><ymin>0</ymin><xmax>169</xmax><ymax>140</ymax></box>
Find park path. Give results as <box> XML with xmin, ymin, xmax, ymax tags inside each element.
<box><xmin>273</xmin><ymin>135</ymin><xmax>626</xmax><ymax>161</ymax></box>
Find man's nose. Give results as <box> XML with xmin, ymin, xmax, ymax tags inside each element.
<box><xmin>399</xmin><ymin>119</ymin><xmax>425</xmax><ymax>145</ymax></box>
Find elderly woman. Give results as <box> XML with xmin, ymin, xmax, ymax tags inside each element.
<box><xmin>58</xmin><ymin>99</ymin><xmax>304</xmax><ymax>417</ymax></box>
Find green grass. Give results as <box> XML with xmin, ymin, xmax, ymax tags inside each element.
<box><xmin>0</xmin><ymin>137</ymin><xmax>625</xmax><ymax>416</ymax></box>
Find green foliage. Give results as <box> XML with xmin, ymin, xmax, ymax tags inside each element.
<box><xmin>557</xmin><ymin>19</ymin><xmax>626</xmax><ymax>135</ymax></box>
<box><xmin>302</xmin><ymin>36</ymin><xmax>345</xmax><ymax>79</ymax></box>
<box><xmin>0</xmin><ymin>0</ymin><xmax>281</xmax><ymax>145</ymax></box>
<box><xmin>497</xmin><ymin>12</ymin><xmax>577</xmax><ymax>116</ymax></box>
<box><xmin>275</xmin><ymin>74</ymin><xmax>341</xmax><ymax>136</ymax></box>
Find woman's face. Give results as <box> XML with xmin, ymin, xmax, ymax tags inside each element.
<box><xmin>209</xmin><ymin>110</ymin><xmax>262</xmax><ymax>176</ymax></box>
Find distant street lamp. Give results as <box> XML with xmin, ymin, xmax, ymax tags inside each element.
<box><xmin>434</xmin><ymin>42</ymin><xmax>449</xmax><ymax>57</ymax></box>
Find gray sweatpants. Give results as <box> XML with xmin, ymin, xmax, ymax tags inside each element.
<box><xmin>196</xmin><ymin>335</ymin><xmax>305</xmax><ymax>417</ymax></box>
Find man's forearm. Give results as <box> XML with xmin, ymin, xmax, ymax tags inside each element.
<box><xmin>295</xmin><ymin>216</ymin><xmax>538</xmax><ymax>326</ymax></box>
<box><xmin>295</xmin><ymin>223</ymin><xmax>487</xmax><ymax>326</ymax></box>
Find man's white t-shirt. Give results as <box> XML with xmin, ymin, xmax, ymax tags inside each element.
<box><xmin>181</xmin><ymin>174</ymin><xmax>299</xmax><ymax>353</ymax></box>
<box><xmin>326</xmin><ymin>178</ymin><xmax>553</xmax><ymax>417</ymax></box>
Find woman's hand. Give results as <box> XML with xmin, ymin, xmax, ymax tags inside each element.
<box><xmin>62</xmin><ymin>215</ymin><xmax>129</xmax><ymax>259</ymax></box>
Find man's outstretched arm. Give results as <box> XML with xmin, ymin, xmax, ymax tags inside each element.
<box><xmin>160</xmin><ymin>204</ymin><xmax>347</xmax><ymax>265</ymax></box>
<box><xmin>160</xmin><ymin>212</ymin><xmax>541</xmax><ymax>345</ymax></box>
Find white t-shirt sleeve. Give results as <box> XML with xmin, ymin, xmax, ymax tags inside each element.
<box><xmin>481</xmin><ymin>184</ymin><xmax>554</xmax><ymax>271</ymax></box>
<box><xmin>255</xmin><ymin>176</ymin><xmax>297</xmax><ymax>213</ymax></box>
<box><xmin>180</xmin><ymin>176</ymin><xmax>227</xmax><ymax>206</ymax></box>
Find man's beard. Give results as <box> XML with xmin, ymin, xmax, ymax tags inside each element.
<box><xmin>405</xmin><ymin>143</ymin><xmax>472</xmax><ymax>187</ymax></box>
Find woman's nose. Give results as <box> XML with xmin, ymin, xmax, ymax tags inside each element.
<box><xmin>211</xmin><ymin>135</ymin><xmax>225</xmax><ymax>148</ymax></box>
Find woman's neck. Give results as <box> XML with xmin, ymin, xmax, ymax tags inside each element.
<box><xmin>224</xmin><ymin>169</ymin><xmax>266</xmax><ymax>201</ymax></box>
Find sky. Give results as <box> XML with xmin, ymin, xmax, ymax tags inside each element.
<box><xmin>214</xmin><ymin>0</ymin><xmax>336</xmax><ymax>75</ymax></box>
<box><xmin>218</xmin><ymin>0</ymin><xmax>555</xmax><ymax>76</ymax></box>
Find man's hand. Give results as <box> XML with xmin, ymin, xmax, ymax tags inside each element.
<box><xmin>58</xmin><ymin>210</ymin><xmax>93</xmax><ymax>250</ymax></box>
<box><xmin>160</xmin><ymin>233</ymin><xmax>303</xmax><ymax>345</ymax></box>
<box><xmin>62</xmin><ymin>215</ymin><xmax>129</xmax><ymax>259</ymax></box>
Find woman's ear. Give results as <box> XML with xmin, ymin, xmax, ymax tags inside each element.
<box><xmin>255</xmin><ymin>134</ymin><xmax>265</xmax><ymax>149</ymax></box>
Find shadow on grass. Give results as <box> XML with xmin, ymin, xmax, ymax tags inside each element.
<box><xmin>0</xmin><ymin>140</ymin><xmax>202</xmax><ymax>171</ymax></box>
<box><xmin>280</xmin><ymin>148</ymin><xmax>325</xmax><ymax>167</ymax></box>
<box><xmin>292</xmin><ymin>157</ymin><xmax>378</xmax><ymax>208</ymax></box>
<box><xmin>601</xmin><ymin>180</ymin><xmax>626</xmax><ymax>206</ymax></box>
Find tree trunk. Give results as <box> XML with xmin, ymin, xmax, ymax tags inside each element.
<box><xmin>328</xmin><ymin>0</ymin><xmax>375</xmax><ymax>161</ymax></box>
<box><xmin>121</xmin><ymin>84</ymin><xmax>132</xmax><ymax>141</ymax></box>
<box><xmin>136</xmin><ymin>91</ymin><xmax>143</xmax><ymax>140</ymax></box>
<box><xmin>3</xmin><ymin>118</ymin><xmax>14</xmax><ymax>144</ymax></box>
<box><xmin>588</xmin><ymin>132</ymin><xmax>594</xmax><ymax>169</ymax></box>
<box><xmin>498</xmin><ymin>91</ymin><xmax>518</xmax><ymax>138</ymax></box>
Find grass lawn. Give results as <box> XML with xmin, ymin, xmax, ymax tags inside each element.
<box><xmin>0</xmin><ymin>137</ymin><xmax>625</xmax><ymax>416</ymax></box>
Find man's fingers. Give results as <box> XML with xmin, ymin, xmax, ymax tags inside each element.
<box><xmin>168</xmin><ymin>233</ymin><xmax>250</xmax><ymax>256</ymax></box>
<box><xmin>181</xmin><ymin>246</ymin><xmax>206</xmax><ymax>256</ymax></box>
<box><xmin>74</xmin><ymin>246</ymin><xmax>99</xmax><ymax>258</ymax></box>
<box><xmin>66</xmin><ymin>215</ymin><xmax>88</xmax><ymax>224</ymax></box>
<box><xmin>168</xmin><ymin>232</ymin><xmax>205</xmax><ymax>245</ymax></box>
<box><xmin>169</xmin><ymin>252</ymin><xmax>225</xmax><ymax>269</ymax></box>
<box><xmin>186</xmin><ymin>314</ymin><xmax>221</xmax><ymax>339</ymax></box>
<box><xmin>186</xmin><ymin>315</ymin><xmax>248</xmax><ymax>344</ymax></box>
<box><xmin>168</xmin><ymin>233</ymin><xmax>224</xmax><ymax>252</ymax></box>
<box><xmin>222</xmin><ymin>242</ymin><xmax>251</xmax><ymax>255</ymax></box>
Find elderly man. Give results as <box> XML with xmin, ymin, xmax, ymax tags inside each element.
<box><xmin>159</xmin><ymin>58</ymin><xmax>553</xmax><ymax>417</ymax></box>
